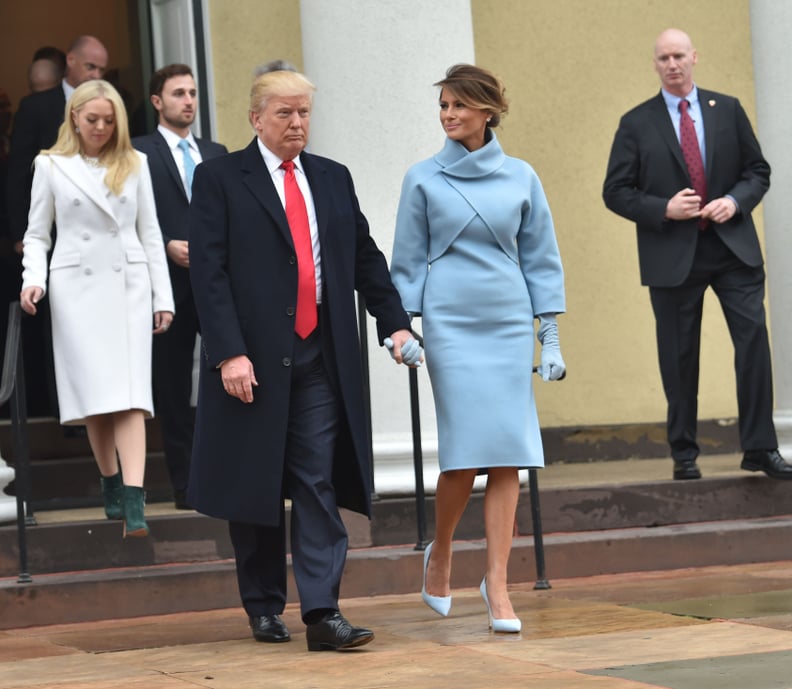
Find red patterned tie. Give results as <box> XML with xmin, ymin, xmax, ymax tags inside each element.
<box><xmin>281</xmin><ymin>160</ymin><xmax>317</xmax><ymax>338</ymax></box>
<box><xmin>678</xmin><ymin>99</ymin><xmax>708</xmax><ymax>229</ymax></box>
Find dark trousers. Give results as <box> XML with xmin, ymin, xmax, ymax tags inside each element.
<box><xmin>153</xmin><ymin>296</ymin><xmax>199</xmax><ymax>492</ymax></box>
<box><xmin>649</xmin><ymin>230</ymin><xmax>777</xmax><ymax>462</ymax></box>
<box><xmin>228</xmin><ymin>328</ymin><xmax>347</xmax><ymax>622</ymax></box>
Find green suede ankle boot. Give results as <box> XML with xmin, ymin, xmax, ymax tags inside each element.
<box><xmin>122</xmin><ymin>485</ymin><xmax>149</xmax><ymax>538</ymax></box>
<box><xmin>99</xmin><ymin>473</ymin><xmax>123</xmax><ymax>520</ymax></box>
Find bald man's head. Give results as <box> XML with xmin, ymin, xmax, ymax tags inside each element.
<box><xmin>65</xmin><ymin>35</ymin><xmax>108</xmax><ymax>87</ymax></box>
<box><xmin>653</xmin><ymin>28</ymin><xmax>697</xmax><ymax>97</ymax></box>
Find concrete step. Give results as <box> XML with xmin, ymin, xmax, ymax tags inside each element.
<box><xmin>4</xmin><ymin>515</ymin><xmax>792</xmax><ymax>629</ymax></box>
<box><xmin>3</xmin><ymin>452</ymin><xmax>791</xmax><ymax>627</ymax></box>
<box><xmin>3</xmin><ymin>454</ymin><xmax>791</xmax><ymax>578</ymax></box>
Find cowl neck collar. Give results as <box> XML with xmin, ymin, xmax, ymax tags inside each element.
<box><xmin>434</xmin><ymin>130</ymin><xmax>505</xmax><ymax>179</ymax></box>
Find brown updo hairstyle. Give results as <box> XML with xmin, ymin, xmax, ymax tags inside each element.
<box><xmin>434</xmin><ymin>64</ymin><xmax>509</xmax><ymax>127</ymax></box>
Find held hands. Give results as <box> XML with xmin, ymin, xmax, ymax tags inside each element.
<box><xmin>221</xmin><ymin>354</ymin><xmax>258</xmax><ymax>403</ymax></box>
<box><xmin>19</xmin><ymin>286</ymin><xmax>44</xmax><ymax>315</ymax></box>
<box><xmin>384</xmin><ymin>329</ymin><xmax>424</xmax><ymax>367</ymax></box>
<box><xmin>536</xmin><ymin>314</ymin><xmax>565</xmax><ymax>382</ymax></box>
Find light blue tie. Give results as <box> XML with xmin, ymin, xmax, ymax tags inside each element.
<box><xmin>177</xmin><ymin>139</ymin><xmax>196</xmax><ymax>198</ymax></box>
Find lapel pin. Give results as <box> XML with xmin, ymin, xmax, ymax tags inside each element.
<box><xmin>708</xmin><ymin>100</ymin><xmax>716</xmax><ymax>107</ymax></box>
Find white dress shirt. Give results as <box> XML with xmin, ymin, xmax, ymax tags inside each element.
<box><xmin>256</xmin><ymin>138</ymin><xmax>322</xmax><ymax>304</ymax></box>
<box><xmin>158</xmin><ymin>125</ymin><xmax>203</xmax><ymax>197</ymax></box>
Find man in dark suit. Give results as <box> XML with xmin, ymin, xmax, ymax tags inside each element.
<box><xmin>7</xmin><ymin>35</ymin><xmax>108</xmax><ymax>247</ymax></box>
<box><xmin>188</xmin><ymin>69</ymin><xmax>420</xmax><ymax>650</ymax></box>
<box><xmin>603</xmin><ymin>28</ymin><xmax>792</xmax><ymax>481</ymax></box>
<box><xmin>133</xmin><ymin>64</ymin><xmax>227</xmax><ymax>509</ymax></box>
<box><xmin>6</xmin><ymin>35</ymin><xmax>107</xmax><ymax>418</ymax></box>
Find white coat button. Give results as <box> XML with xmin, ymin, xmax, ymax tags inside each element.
<box><xmin>84</xmin><ymin>267</ymin><xmax>92</xmax><ymax>275</ymax></box>
<box><xmin>73</xmin><ymin>199</ymin><xmax>81</xmax><ymax>206</ymax></box>
<box><xmin>112</xmin><ymin>264</ymin><xmax>122</xmax><ymax>272</ymax></box>
<box><xmin>119</xmin><ymin>196</ymin><xmax>127</xmax><ymax>204</ymax></box>
<box><xmin>82</xmin><ymin>232</ymin><xmax>90</xmax><ymax>240</ymax></box>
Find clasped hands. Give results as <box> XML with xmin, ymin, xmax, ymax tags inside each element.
<box><xmin>666</xmin><ymin>188</ymin><xmax>737</xmax><ymax>225</ymax></box>
<box><xmin>384</xmin><ymin>329</ymin><xmax>424</xmax><ymax>367</ymax></box>
<box><xmin>220</xmin><ymin>328</ymin><xmax>423</xmax><ymax>404</ymax></box>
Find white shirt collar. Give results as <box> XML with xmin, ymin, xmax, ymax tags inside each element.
<box><xmin>256</xmin><ymin>137</ymin><xmax>304</xmax><ymax>175</ymax></box>
<box><xmin>661</xmin><ymin>84</ymin><xmax>700</xmax><ymax>111</ymax></box>
<box><xmin>62</xmin><ymin>79</ymin><xmax>75</xmax><ymax>101</ymax></box>
<box><xmin>158</xmin><ymin>124</ymin><xmax>197</xmax><ymax>152</ymax></box>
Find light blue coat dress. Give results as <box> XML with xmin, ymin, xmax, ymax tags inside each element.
<box><xmin>391</xmin><ymin>132</ymin><xmax>565</xmax><ymax>471</ymax></box>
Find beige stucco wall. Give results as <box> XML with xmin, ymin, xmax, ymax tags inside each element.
<box><xmin>472</xmin><ymin>0</ymin><xmax>760</xmax><ymax>427</ymax></box>
<box><xmin>206</xmin><ymin>0</ymin><xmax>761</xmax><ymax>430</ymax></box>
<box><xmin>207</xmin><ymin>0</ymin><xmax>303</xmax><ymax>151</ymax></box>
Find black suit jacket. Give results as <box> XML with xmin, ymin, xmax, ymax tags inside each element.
<box><xmin>6</xmin><ymin>85</ymin><xmax>66</xmax><ymax>241</ymax></box>
<box><xmin>132</xmin><ymin>131</ymin><xmax>228</xmax><ymax>304</ymax></box>
<box><xmin>603</xmin><ymin>89</ymin><xmax>770</xmax><ymax>287</ymax></box>
<box><xmin>187</xmin><ymin>139</ymin><xmax>410</xmax><ymax>527</ymax></box>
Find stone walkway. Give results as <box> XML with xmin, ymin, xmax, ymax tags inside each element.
<box><xmin>3</xmin><ymin>560</ymin><xmax>792</xmax><ymax>688</ymax></box>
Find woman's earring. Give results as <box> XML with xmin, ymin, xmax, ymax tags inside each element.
<box><xmin>74</xmin><ymin>126</ymin><xmax>80</xmax><ymax>134</ymax></box>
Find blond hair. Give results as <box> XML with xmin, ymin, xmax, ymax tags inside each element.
<box><xmin>44</xmin><ymin>79</ymin><xmax>139</xmax><ymax>195</ymax></box>
<box><xmin>249</xmin><ymin>70</ymin><xmax>315</xmax><ymax>114</ymax></box>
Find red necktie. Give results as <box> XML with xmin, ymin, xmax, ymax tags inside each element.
<box><xmin>280</xmin><ymin>160</ymin><xmax>317</xmax><ymax>338</ymax></box>
<box><xmin>678</xmin><ymin>100</ymin><xmax>708</xmax><ymax>229</ymax></box>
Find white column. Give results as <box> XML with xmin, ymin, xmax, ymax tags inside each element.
<box><xmin>750</xmin><ymin>1</ymin><xmax>792</xmax><ymax>455</ymax></box>
<box><xmin>299</xmin><ymin>0</ymin><xmax>475</xmax><ymax>493</ymax></box>
<box><xmin>0</xmin><ymin>454</ymin><xmax>16</xmax><ymax>522</ymax></box>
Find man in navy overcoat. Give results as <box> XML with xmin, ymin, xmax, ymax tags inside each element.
<box><xmin>188</xmin><ymin>69</ymin><xmax>416</xmax><ymax>651</ymax></box>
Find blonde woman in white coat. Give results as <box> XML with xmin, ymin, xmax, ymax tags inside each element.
<box><xmin>20</xmin><ymin>80</ymin><xmax>175</xmax><ymax>537</ymax></box>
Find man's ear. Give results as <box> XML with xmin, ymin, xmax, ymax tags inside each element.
<box><xmin>150</xmin><ymin>94</ymin><xmax>162</xmax><ymax>112</ymax></box>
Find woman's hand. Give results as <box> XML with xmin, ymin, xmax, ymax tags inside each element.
<box><xmin>153</xmin><ymin>311</ymin><xmax>174</xmax><ymax>334</ymax></box>
<box><xmin>20</xmin><ymin>286</ymin><xmax>44</xmax><ymax>316</ymax></box>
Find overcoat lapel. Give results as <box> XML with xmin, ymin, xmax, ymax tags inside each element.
<box><xmin>239</xmin><ymin>140</ymin><xmax>292</xmax><ymax>246</ymax></box>
<box><xmin>50</xmin><ymin>155</ymin><xmax>117</xmax><ymax>222</ymax></box>
<box><xmin>301</xmin><ymin>153</ymin><xmax>330</xmax><ymax>247</ymax></box>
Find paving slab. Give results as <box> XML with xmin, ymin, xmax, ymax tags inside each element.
<box><xmin>2</xmin><ymin>562</ymin><xmax>792</xmax><ymax>689</ymax></box>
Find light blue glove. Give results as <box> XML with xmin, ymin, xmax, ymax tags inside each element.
<box><xmin>384</xmin><ymin>337</ymin><xmax>423</xmax><ymax>367</ymax></box>
<box><xmin>536</xmin><ymin>314</ymin><xmax>565</xmax><ymax>382</ymax></box>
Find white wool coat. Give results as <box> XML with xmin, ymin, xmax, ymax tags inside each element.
<box><xmin>21</xmin><ymin>152</ymin><xmax>174</xmax><ymax>424</ymax></box>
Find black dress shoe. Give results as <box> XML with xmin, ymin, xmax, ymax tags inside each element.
<box><xmin>305</xmin><ymin>611</ymin><xmax>373</xmax><ymax>651</ymax></box>
<box><xmin>173</xmin><ymin>489</ymin><xmax>193</xmax><ymax>510</ymax></box>
<box><xmin>249</xmin><ymin>615</ymin><xmax>291</xmax><ymax>643</ymax></box>
<box><xmin>741</xmin><ymin>450</ymin><xmax>792</xmax><ymax>480</ymax></box>
<box><xmin>673</xmin><ymin>459</ymin><xmax>702</xmax><ymax>480</ymax></box>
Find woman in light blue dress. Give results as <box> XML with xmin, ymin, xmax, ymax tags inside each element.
<box><xmin>391</xmin><ymin>64</ymin><xmax>566</xmax><ymax>632</ymax></box>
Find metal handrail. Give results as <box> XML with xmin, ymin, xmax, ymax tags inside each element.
<box><xmin>0</xmin><ymin>301</ymin><xmax>33</xmax><ymax>583</ymax></box>
<box><xmin>405</xmin><ymin>331</ymin><xmax>551</xmax><ymax>589</ymax></box>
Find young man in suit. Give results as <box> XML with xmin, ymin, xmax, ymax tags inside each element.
<box><xmin>187</xmin><ymin>69</ymin><xmax>420</xmax><ymax>650</ymax></box>
<box><xmin>603</xmin><ymin>28</ymin><xmax>792</xmax><ymax>481</ymax></box>
<box><xmin>133</xmin><ymin>64</ymin><xmax>227</xmax><ymax>509</ymax></box>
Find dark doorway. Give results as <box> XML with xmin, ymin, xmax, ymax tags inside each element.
<box><xmin>0</xmin><ymin>1</ymin><xmax>152</xmax><ymax>421</ymax></box>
